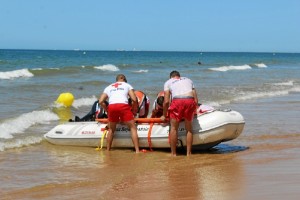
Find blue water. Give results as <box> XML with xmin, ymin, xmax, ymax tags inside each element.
<box><xmin>0</xmin><ymin>49</ymin><xmax>300</xmax><ymax>151</ymax></box>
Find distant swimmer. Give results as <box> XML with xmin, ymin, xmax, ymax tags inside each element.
<box><xmin>197</xmin><ymin>61</ymin><xmax>202</xmax><ymax>65</ymax></box>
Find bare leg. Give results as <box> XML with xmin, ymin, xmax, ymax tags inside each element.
<box><xmin>125</xmin><ymin>120</ymin><xmax>140</xmax><ymax>153</ymax></box>
<box><xmin>107</xmin><ymin>122</ymin><xmax>116</xmax><ymax>151</ymax></box>
<box><xmin>169</xmin><ymin>119</ymin><xmax>179</xmax><ymax>156</ymax></box>
<box><xmin>185</xmin><ymin>120</ymin><xmax>193</xmax><ymax>156</ymax></box>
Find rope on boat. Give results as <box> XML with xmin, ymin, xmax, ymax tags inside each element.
<box><xmin>96</xmin><ymin>126</ymin><xmax>108</xmax><ymax>150</ymax></box>
<box><xmin>100</xmin><ymin>129</ymin><xmax>108</xmax><ymax>150</ymax></box>
<box><xmin>95</xmin><ymin>119</ymin><xmax>168</xmax><ymax>152</ymax></box>
<box><xmin>147</xmin><ymin>123</ymin><xmax>154</xmax><ymax>151</ymax></box>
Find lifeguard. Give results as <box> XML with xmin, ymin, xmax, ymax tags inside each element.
<box><xmin>150</xmin><ymin>91</ymin><xmax>164</xmax><ymax>118</ymax></box>
<box><xmin>134</xmin><ymin>90</ymin><xmax>150</xmax><ymax>118</ymax></box>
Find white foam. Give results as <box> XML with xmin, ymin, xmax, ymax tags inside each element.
<box><xmin>52</xmin><ymin>96</ymin><xmax>97</xmax><ymax>109</ymax></box>
<box><xmin>72</xmin><ymin>96</ymin><xmax>97</xmax><ymax>109</ymax></box>
<box><xmin>52</xmin><ymin>102</ymin><xmax>65</xmax><ymax>108</ymax></box>
<box><xmin>209</xmin><ymin>65</ymin><xmax>252</xmax><ymax>72</ymax></box>
<box><xmin>0</xmin><ymin>136</ymin><xmax>43</xmax><ymax>152</ymax></box>
<box><xmin>272</xmin><ymin>81</ymin><xmax>294</xmax><ymax>86</ymax></box>
<box><xmin>94</xmin><ymin>64</ymin><xmax>120</xmax><ymax>71</ymax></box>
<box><xmin>254</xmin><ymin>63</ymin><xmax>268</xmax><ymax>68</ymax></box>
<box><xmin>0</xmin><ymin>68</ymin><xmax>34</xmax><ymax>79</ymax></box>
<box><xmin>32</xmin><ymin>68</ymin><xmax>43</xmax><ymax>70</ymax></box>
<box><xmin>0</xmin><ymin>110</ymin><xmax>59</xmax><ymax>139</ymax></box>
<box><xmin>234</xmin><ymin>90</ymin><xmax>289</xmax><ymax>101</ymax></box>
<box><xmin>202</xmin><ymin>101</ymin><xmax>223</xmax><ymax>107</ymax></box>
<box><xmin>133</xmin><ymin>69</ymin><xmax>149</xmax><ymax>73</ymax></box>
<box><xmin>290</xmin><ymin>86</ymin><xmax>300</xmax><ymax>92</ymax></box>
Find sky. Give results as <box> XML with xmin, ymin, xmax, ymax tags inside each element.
<box><xmin>0</xmin><ymin>0</ymin><xmax>300</xmax><ymax>53</ymax></box>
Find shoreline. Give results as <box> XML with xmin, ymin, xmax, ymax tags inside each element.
<box><xmin>1</xmin><ymin>132</ymin><xmax>300</xmax><ymax>200</ymax></box>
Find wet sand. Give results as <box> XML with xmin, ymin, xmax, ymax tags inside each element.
<box><xmin>1</xmin><ymin>133</ymin><xmax>300</xmax><ymax>200</ymax></box>
<box><xmin>1</xmin><ymin>94</ymin><xmax>300</xmax><ymax>200</ymax></box>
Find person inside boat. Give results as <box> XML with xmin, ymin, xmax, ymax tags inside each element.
<box><xmin>150</xmin><ymin>91</ymin><xmax>164</xmax><ymax>118</ymax></box>
<box><xmin>98</xmin><ymin>74</ymin><xmax>140</xmax><ymax>153</ymax></box>
<box><xmin>160</xmin><ymin>70</ymin><xmax>198</xmax><ymax>156</ymax></box>
<box><xmin>129</xmin><ymin>90</ymin><xmax>150</xmax><ymax>118</ymax></box>
<box><xmin>70</xmin><ymin>100</ymin><xmax>108</xmax><ymax>122</ymax></box>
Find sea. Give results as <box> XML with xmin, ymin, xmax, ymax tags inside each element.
<box><xmin>1</xmin><ymin>49</ymin><xmax>300</xmax><ymax>199</ymax></box>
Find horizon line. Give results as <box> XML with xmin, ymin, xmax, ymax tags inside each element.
<box><xmin>0</xmin><ymin>48</ymin><xmax>299</xmax><ymax>54</ymax></box>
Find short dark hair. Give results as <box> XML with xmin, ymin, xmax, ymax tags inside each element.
<box><xmin>156</xmin><ymin>96</ymin><xmax>164</xmax><ymax>106</ymax></box>
<box><xmin>116</xmin><ymin>74</ymin><xmax>127</xmax><ymax>82</ymax></box>
<box><xmin>170</xmin><ymin>71</ymin><xmax>180</xmax><ymax>78</ymax></box>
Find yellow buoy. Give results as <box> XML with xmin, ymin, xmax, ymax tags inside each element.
<box><xmin>56</xmin><ymin>92</ymin><xmax>74</xmax><ymax>107</ymax></box>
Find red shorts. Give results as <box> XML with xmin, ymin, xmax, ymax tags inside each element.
<box><xmin>169</xmin><ymin>98</ymin><xmax>196</xmax><ymax>122</ymax></box>
<box><xmin>108</xmin><ymin>104</ymin><xmax>134</xmax><ymax>122</ymax></box>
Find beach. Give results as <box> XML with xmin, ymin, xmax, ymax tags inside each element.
<box><xmin>1</xmin><ymin>50</ymin><xmax>300</xmax><ymax>199</ymax></box>
<box><xmin>1</xmin><ymin>91</ymin><xmax>300</xmax><ymax>200</ymax></box>
<box><xmin>1</xmin><ymin>131</ymin><xmax>299</xmax><ymax>200</ymax></box>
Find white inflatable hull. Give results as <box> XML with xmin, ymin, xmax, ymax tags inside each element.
<box><xmin>44</xmin><ymin>109</ymin><xmax>245</xmax><ymax>150</ymax></box>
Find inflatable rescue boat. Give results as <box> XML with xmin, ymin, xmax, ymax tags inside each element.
<box><xmin>44</xmin><ymin>108</ymin><xmax>245</xmax><ymax>150</ymax></box>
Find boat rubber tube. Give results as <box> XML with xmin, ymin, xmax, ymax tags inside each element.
<box><xmin>96</xmin><ymin>118</ymin><xmax>165</xmax><ymax>123</ymax></box>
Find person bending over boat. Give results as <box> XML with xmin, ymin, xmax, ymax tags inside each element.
<box><xmin>99</xmin><ymin>74</ymin><xmax>140</xmax><ymax>153</ymax></box>
<box><xmin>150</xmin><ymin>91</ymin><xmax>164</xmax><ymax>118</ymax></box>
<box><xmin>129</xmin><ymin>90</ymin><xmax>150</xmax><ymax>118</ymax></box>
<box><xmin>161</xmin><ymin>71</ymin><xmax>198</xmax><ymax>156</ymax></box>
<box><xmin>70</xmin><ymin>100</ymin><xmax>108</xmax><ymax>122</ymax></box>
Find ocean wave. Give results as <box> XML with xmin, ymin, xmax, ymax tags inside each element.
<box><xmin>52</xmin><ymin>96</ymin><xmax>98</xmax><ymax>109</ymax></box>
<box><xmin>254</xmin><ymin>63</ymin><xmax>268</xmax><ymax>68</ymax></box>
<box><xmin>0</xmin><ymin>136</ymin><xmax>43</xmax><ymax>151</ymax></box>
<box><xmin>0</xmin><ymin>110</ymin><xmax>59</xmax><ymax>139</ymax></box>
<box><xmin>72</xmin><ymin>96</ymin><xmax>98</xmax><ymax>109</ymax></box>
<box><xmin>290</xmin><ymin>86</ymin><xmax>300</xmax><ymax>93</ymax></box>
<box><xmin>207</xmin><ymin>84</ymin><xmax>299</xmax><ymax>105</ymax></box>
<box><xmin>31</xmin><ymin>67</ymin><xmax>60</xmax><ymax>71</ymax></box>
<box><xmin>132</xmin><ymin>69</ymin><xmax>149</xmax><ymax>73</ymax></box>
<box><xmin>209</xmin><ymin>65</ymin><xmax>252</xmax><ymax>72</ymax></box>
<box><xmin>0</xmin><ymin>68</ymin><xmax>34</xmax><ymax>79</ymax></box>
<box><xmin>201</xmin><ymin>101</ymin><xmax>222</xmax><ymax>107</ymax></box>
<box><xmin>272</xmin><ymin>81</ymin><xmax>294</xmax><ymax>86</ymax></box>
<box><xmin>94</xmin><ymin>64</ymin><xmax>120</xmax><ymax>71</ymax></box>
<box><xmin>30</xmin><ymin>67</ymin><xmax>81</xmax><ymax>77</ymax></box>
<box><xmin>233</xmin><ymin>90</ymin><xmax>289</xmax><ymax>101</ymax></box>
